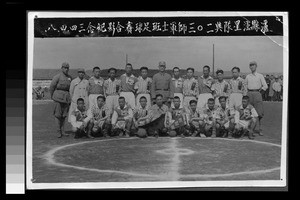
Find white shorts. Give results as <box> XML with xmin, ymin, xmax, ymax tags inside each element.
<box><xmin>197</xmin><ymin>93</ymin><xmax>213</xmax><ymax>109</ymax></box>
<box><xmin>106</xmin><ymin>95</ymin><xmax>119</xmax><ymax>112</ymax></box>
<box><xmin>229</xmin><ymin>93</ymin><xmax>243</xmax><ymax>109</ymax></box>
<box><xmin>238</xmin><ymin>120</ymin><xmax>250</xmax><ymax>129</ymax></box>
<box><xmin>120</xmin><ymin>92</ymin><xmax>136</xmax><ymax>109</ymax></box>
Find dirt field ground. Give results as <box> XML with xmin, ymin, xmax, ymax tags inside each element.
<box><xmin>30</xmin><ymin>101</ymin><xmax>283</xmax><ymax>183</ymax></box>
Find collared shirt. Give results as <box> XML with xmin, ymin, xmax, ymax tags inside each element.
<box><xmin>111</xmin><ymin>105</ymin><xmax>133</xmax><ymax>125</ymax></box>
<box><xmin>133</xmin><ymin>105</ymin><xmax>149</xmax><ymax>119</ymax></box>
<box><xmin>151</xmin><ymin>72</ymin><xmax>174</xmax><ymax>98</ymax></box>
<box><xmin>215</xmin><ymin>106</ymin><xmax>235</xmax><ymax>121</ymax></box>
<box><xmin>245</xmin><ymin>72</ymin><xmax>268</xmax><ymax>91</ymax></box>
<box><xmin>182</xmin><ymin>77</ymin><xmax>199</xmax><ymax>96</ymax></box>
<box><xmin>86</xmin><ymin>104</ymin><xmax>110</xmax><ymax>122</ymax></box>
<box><xmin>134</xmin><ymin>76</ymin><xmax>152</xmax><ymax>94</ymax></box>
<box><xmin>211</xmin><ymin>80</ymin><xmax>230</xmax><ymax>97</ymax></box>
<box><xmin>172</xmin><ymin>77</ymin><xmax>184</xmax><ymax>93</ymax></box>
<box><xmin>70</xmin><ymin>107</ymin><xmax>89</xmax><ymax>128</ymax></box>
<box><xmin>69</xmin><ymin>77</ymin><xmax>89</xmax><ymax>103</ymax></box>
<box><xmin>49</xmin><ymin>72</ymin><xmax>72</xmax><ymax>96</ymax></box>
<box><xmin>198</xmin><ymin>75</ymin><xmax>214</xmax><ymax>94</ymax></box>
<box><xmin>120</xmin><ymin>73</ymin><xmax>137</xmax><ymax>93</ymax></box>
<box><xmin>201</xmin><ymin>105</ymin><xmax>218</xmax><ymax>122</ymax></box>
<box><xmin>236</xmin><ymin>104</ymin><xmax>258</xmax><ymax>120</ymax></box>
<box><xmin>228</xmin><ymin>77</ymin><xmax>247</xmax><ymax>95</ymax></box>
<box><xmin>104</xmin><ymin>78</ymin><xmax>121</xmax><ymax>96</ymax></box>
<box><xmin>272</xmin><ymin>82</ymin><xmax>282</xmax><ymax>92</ymax></box>
<box><xmin>148</xmin><ymin>104</ymin><xmax>169</xmax><ymax>121</ymax></box>
<box><xmin>88</xmin><ymin>76</ymin><xmax>105</xmax><ymax>95</ymax></box>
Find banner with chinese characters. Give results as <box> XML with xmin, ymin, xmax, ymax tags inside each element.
<box><xmin>34</xmin><ymin>16</ymin><xmax>283</xmax><ymax>37</ymax></box>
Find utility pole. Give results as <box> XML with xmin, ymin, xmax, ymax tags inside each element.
<box><xmin>125</xmin><ymin>54</ymin><xmax>128</xmax><ymax>65</ymax></box>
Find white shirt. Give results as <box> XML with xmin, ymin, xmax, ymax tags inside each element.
<box><xmin>245</xmin><ymin>72</ymin><xmax>268</xmax><ymax>91</ymax></box>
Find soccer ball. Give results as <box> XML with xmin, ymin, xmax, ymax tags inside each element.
<box><xmin>137</xmin><ymin>128</ymin><xmax>147</xmax><ymax>138</ymax></box>
<box><xmin>169</xmin><ymin>130</ymin><xmax>177</xmax><ymax>137</ymax></box>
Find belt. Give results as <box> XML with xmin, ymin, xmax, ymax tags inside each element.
<box><xmin>248</xmin><ymin>89</ymin><xmax>260</xmax><ymax>92</ymax></box>
<box><xmin>156</xmin><ymin>89</ymin><xmax>169</xmax><ymax>91</ymax></box>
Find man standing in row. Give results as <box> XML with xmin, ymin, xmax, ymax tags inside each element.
<box><xmin>134</xmin><ymin>66</ymin><xmax>152</xmax><ymax>109</ymax></box>
<box><xmin>119</xmin><ymin>63</ymin><xmax>138</xmax><ymax>109</ymax></box>
<box><xmin>104</xmin><ymin>68</ymin><xmax>121</xmax><ymax>113</ymax></box>
<box><xmin>68</xmin><ymin>68</ymin><xmax>89</xmax><ymax>123</ymax></box>
<box><xmin>182</xmin><ymin>67</ymin><xmax>198</xmax><ymax>108</ymax></box>
<box><xmin>197</xmin><ymin>65</ymin><xmax>214</xmax><ymax>109</ymax></box>
<box><xmin>171</xmin><ymin>67</ymin><xmax>184</xmax><ymax>108</ymax></box>
<box><xmin>228</xmin><ymin>66</ymin><xmax>247</xmax><ymax>109</ymax></box>
<box><xmin>49</xmin><ymin>62</ymin><xmax>72</xmax><ymax>138</ymax></box>
<box><xmin>151</xmin><ymin>61</ymin><xmax>174</xmax><ymax>105</ymax></box>
<box><xmin>244</xmin><ymin>61</ymin><xmax>268</xmax><ymax>136</ymax></box>
<box><xmin>211</xmin><ymin>69</ymin><xmax>230</xmax><ymax>107</ymax></box>
<box><xmin>88</xmin><ymin>66</ymin><xmax>105</xmax><ymax>109</ymax></box>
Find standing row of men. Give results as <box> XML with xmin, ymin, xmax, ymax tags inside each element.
<box><xmin>49</xmin><ymin>61</ymin><xmax>268</xmax><ymax>138</ymax></box>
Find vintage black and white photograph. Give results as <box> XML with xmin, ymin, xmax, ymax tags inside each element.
<box><xmin>26</xmin><ymin>11</ymin><xmax>288</xmax><ymax>189</ymax></box>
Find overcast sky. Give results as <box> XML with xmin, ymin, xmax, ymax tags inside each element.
<box><xmin>33</xmin><ymin>36</ymin><xmax>283</xmax><ymax>74</ymax></box>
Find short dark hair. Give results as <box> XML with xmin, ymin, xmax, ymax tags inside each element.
<box><xmin>97</xmin><ymin>95</ymin><xmax>106</xmax><ymax>102</ymax></box>
<box><xmin>156</xmin><ymin>94</ymin><xmax>163</xmax><ymax>99</ymax></box>
<box><xmin>118</xmin><ymin>96</ymin><xmax>125</xmax><ymax>101</ymax></box>
<box><xmin>203</xmin><ymin>65</ymin><xmax>210</xmax><ymax>71</ymax></box>
<box><xmin>140</xmin><ymin>66</ymin><xmax>148</xmax><ymax>71</ymax></box>
<box><xmin>108</xmin><ymin>67</ymin><xmax>117</xmax><ymax>73</ymax></box>
<box><xmin>77</xmin><ymin>98</ymin><xmax>84</xmax><ymax>103</ymax></box>
<box><xmin>242</xmin><ymin>95</ymin><xmax>250</xmax><ymax>101</ymax></box>
<box><xmin>139</xmin><ymin>96</ymin><xmax>147</xmax><ymax>101</ymax></box>
<box><xmin>126</xmin><ymin>63</ymin><xmax>132</xmax><ymax>68</ymax></box>
<box><xmin>232</xmin><ymin>66</ymin><xmax>240</xmax><ymax>72</ymax></box>
<box><xmin>218</xmin><ymin>96</ymin><xmax>227</xmax><ymax>102</ymax></box>
<box><xmin>187</xmin><ymin>67</ymin><xmax>194</xmax><ymax>73</ymax></box>
<box><xmin>173</xmin><ymin>67</ymin><xmax>180</xmax><ymax>72</ymax></box>
<box><xmin>173</xmin><ymin>96</ymin><xmax>180</xmax><ymax>100</ymax></box>
<box><xmin>207</xmin><ymin>98</ymin><xmax>215</xmax><ymax>103</ymax></box>
<box><xmin>93</xmin><ymin>66</ymin><xmax>100</xmax><ymax>71</ymax></box>
<box><xmin>189</xmin><ymin>99</ymin><xmax>197</xmax><ymax>105</ymax></box>
<box><xmin>216</xmin><ymin>69</ymin><xmax>224</xmax><ymax>75</ymax></box>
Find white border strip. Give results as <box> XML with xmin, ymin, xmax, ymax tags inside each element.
<box><xmin>27</xmin><ymin>11</ymin><xmax>288</xmax><ymax>189</ymax></box>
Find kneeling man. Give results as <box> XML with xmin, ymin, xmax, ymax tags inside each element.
<box><xmin>70</xmin><ymin>98</ymin><xmax>91</xmax><ymax>139</ymax></box>
<box><xmin>86</xmin><ymin>95</ymin><xmax>111</xmax><ymax>138</ymax></box>
<box><xmin>111</xmin><ymin>96</ymin><xmax>133</xmax><ymax>137</ymax></box>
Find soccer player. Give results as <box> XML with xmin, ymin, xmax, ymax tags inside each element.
<box><xmin>111</xmin><ymin>96</ymin><xmax>133</xmax><ymax>137</ymax></box>
<box><xmin>215</xmin><ymin>96</ymin><xmax>236</xmax><ymax>138</ymax></box>
<box><xmin>140</xmin><ymin>94</ymin><xmax>169</xmax><ymax>137</ymax></box>
<box><xmin>165</xmin><ymin>96</ymin><xmax>188</xmax><ymax>137</ymax></box>
<box><xmin>119</xmin><ymin>63</ymin><xmax>138</xmax><ymax>109</ymax></box>
<box><xmin>244</xmin><ymin>61</ymin><xmax>268</xmax><ymax>135</ymax></box>
<box><xmin>68</xmin><ymin>68</ymin><xmax>89</xmax><ymax>123</ymax></box>
<box><xmin>171</xmin><ymin>67</ymin><xmax>184</xmax><ymax>108</ymax></box>
<box><xmin>182</xmin><ymin>67</ymin><xmax>199</xmax><ymax>109</ymax></box>
<box><xmin>211</xmin><ymin>69</ymin><xmax>230</xmax><ymax>107</ymax></box>
<box><xmin>70</xmin><ymin>98</ymin><xmax>91</xmax><ymax>139</ymax></box>
<box><xmin>104</xmin><ymin>68</ymin><xmax>121</xmax><ymax>113</ymax></box>
<box><xmin>235</xmin><ymin>95</ymin><xmax>259</xmax><ymax>139</ymax></box>
<box><xmin>88</xmin><ymin>66</ymin><xmax>105</xmax><ymax>109</ymax></box>
<box><xmin>49</xmin><ymin>62</ymin><xmax>72</xmax><ymax>138</ymax></box>
<box><xmin>202</xmin><ymin>98</ymin><xmax>218</xmax><ymax>137</ymax></box>
<box><xmin>228</xmin><ymin>66</ymin><xmax>247</xmax><ymax>109</ymax></box>
<box><xmin>185</xmin><ymin>99</ymin><xmax>205</xmax><ymax>137</ymax></box>
<box><xmin>197</xmin><ymin>65</ymin><xmax>214</xmax><ymax>109</ymax></box>
<box><xmin>134</xmin><ymin>66</ymin><xmax>152</xmax><ymax>109</ymax></box>
<box><xmin>151</xmin><ymin>61</ymin><xmax>174</xmax><ymax>105</ymax></box>
<box><xmin>132</xmin><ymin>96</ymin><xmax>151</xmax><ymax>136</ymax></box>
<box><xmin>86</xmin><ymin>95</ymin><xmax>111</xmax><ymax>138</ymax></box>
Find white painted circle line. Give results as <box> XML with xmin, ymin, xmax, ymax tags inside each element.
<box><xmin>43</xmin><ymin>137</ymin><xmax>281</xmax><ymax>180</ymax></box>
